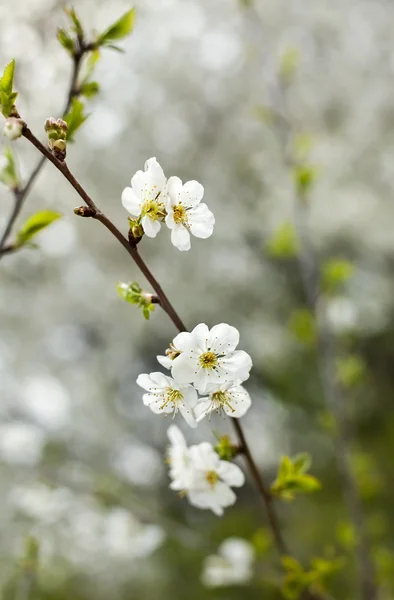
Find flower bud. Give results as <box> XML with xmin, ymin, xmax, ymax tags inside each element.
<box><xmin>3</xmin><ymin>117</ymin><xmax>24</xmax><ymax>140</ymax></box>
<box><xmin>74</xmin><ymin>206</ymin><xmax>96</xmax><ymax>217</ymax></box>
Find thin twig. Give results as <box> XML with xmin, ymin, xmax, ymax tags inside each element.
<box><xmin>0</xmin><ymin>38</ymin><xmax>89</xmax><ymax>259</ymax></box>
<box><xmin>272</xmin><ymin>82</ymin><xmax>378</xmax><ymax>600</ymax></box>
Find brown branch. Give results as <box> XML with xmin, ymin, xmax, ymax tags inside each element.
<box><xmin>0</xmin><ymin>38</ymin><xmax>90</xmax><ymax>259</ymax></box>
<box><xmin>21</xmin><ymin>125</ymin><xmax>332</xmax><ymax>600</ymax></box>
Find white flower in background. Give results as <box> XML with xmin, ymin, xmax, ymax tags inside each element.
<box><xmin>195</xmin><ymin>381</ymin><xmax>251</xmax><ymax>422</ymax></box>
<box><xmin>165</xmin><ymin>176</ymin><xmax>215</xmax><ymax>251</ymax></box>
<box><xmin>104</xmin><ymin>507</ymin><xmax>164</xmax><ymax>559</ymax></box>
<box><xmin>121</xmin><ymin>157</ymin><xmax>166</xmax><ymax>238</ymax></box>
<box><xmin>187</xmin><ymin>442</ymin><xmax>244</xmax><ymax>515</ymax></box>
<box><xmin>167</xmin><ymin>424</ymin><xmax>195</xmax><ymax>491</ymax></box>
<box><xmin>201</xmin><ymin>538</ymin><xmax>254</xmax><ymax>587</ymax></box>
<box><xmin>169</xmin><ymin>323</ymin><xmax>252</xmax><ymax>394</ymax></box>
<box><xmin>137</xmin><ymin>372</ymin><xmax>198</xmax><ymax>428</ymax></box>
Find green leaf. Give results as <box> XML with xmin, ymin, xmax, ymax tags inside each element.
<box><xmin>267</xmin><ymin>222</ymin><xmax>299</xmax><ymax>259</ymax></box>
<box><xmin>0</xmin><ymin>146</ymin><xmax>19</xmax><ymax>189</ymax></box>
<box><xmin>117</xmin><ymin>281</ymin><xmax>155</xmax><ymax>320</ymax></box>
<box><xmin>65</xmin><ymin>7</ymin><xmax>84</xmax><ymax>38</ymax></box>
<box><xmin>16</xmin><ymin>210</ymin><xmax>62</xmax><ymax>246</ymax></box>
<box><xmin>292</xmin><ymin>452</ymin><xmax>312</xmax><ymax>474</ymax></box>
<box><xmin>63</xmin><ymin>98</ymin><xmax>88</xmax><ymax>141</ymax></box>
<box><xmin>0</xmin><ymin>59</ymin><xmax>15</xmax><ymax>96</ymax></box>
<box><xmin>86</xmin><ymin>49</ymin><xmax>101</xmax><ymax>77</ymax></box>
<box><xmin>292</xmin><ymin>474</ymin><xmax>321</xmax><ymax>493</ymax></box>
<box><xmin>336</xmin><ymin>354</ymin><xmax>366</xmax><ymax>388</ymax></box>
<box><xmin>282</xmin><ymin>556</ymin><xmax>303</xmax><ymax>573</ymax></box>
<box><xmin>79</xmin><ymin>81</ymin><xmax>100</xmax><ymax>98</ymax></box>
<box><xmin>322</xmin><ymin>259</ymin><xmax>354</xmax><ymax>293</ymax></box>
<box><xmin>57</xmin><ymin>28</ymin><xmax>76</xmax><ymax>55</ymax></box>
<box><xmin>97</xmin><ymin>8</ymin><xmax>136</xmax><ymax>46</ymax></box>
<box><xmin>293</xmin><ymin>163</ymin><xmax>318</xmax><ymax>198</ymax></box>
<box><xmin>289</xmin><ymin>309</ymin><xmax>316</xmax><ymax>347</ymax></box>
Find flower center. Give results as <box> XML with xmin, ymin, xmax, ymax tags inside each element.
<box><xmin>165</xmin><ymin>343</ymin><xmax>181</xmax><ymax>361</ymax></box>
<box><xmin>205</xmin><ymin>470</ymin><xmax>219</xmax><ymax>487</ymax></box>
<box><xmin>173</xmin><ymin>204</ymin><xmax>187</xmax><ymax>225</ymax></box>
<box><xmin>199</xmin><ymin>351</ymin><xmax>217</xmax><ymax>370</ymax></box>
<box><xmin>142</xmin><ymin>199</ymin><xmax>165</xmax><ymax>221</ymax></box>
<box><xmin>211</xmin><ymin>391</ymin><xmax>235</xmax><ymax>413</ymax></box>
<box><xmin>160</xmin><ymin>388</ymin><xmax>183</xmax><ymax>410</ymax></box>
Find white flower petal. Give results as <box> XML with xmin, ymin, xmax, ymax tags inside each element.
<box><xmin>188</xmin><ymin>203</ymin><xmax>215</xmax><ymax>238</ymax></box>
<box><xmin>179</xmin><ymin>404</ymin><xmax>197</xmax><ymax>428</ymax></box>
<box><xmin>171</xmin><ymin>354</ymin><xmax>196</xmax><ymax>384</ymax></box>
<box><xmin>180</xmin><ymin>180</ymin><xmax>204</xmax><ymax>207</ymax></box>
<box><xmin>224</xmin><ymin>385</ymin><xmax>251</xmax><ymax>418</ymax></box>
<box><xmin>220</xmin><ymin>350</ymin><xmax>252</xmax><ymax>382</ymax></box>
<box><xmin>166</xmin><ymin>176</ymin><xmax>183</xmax><ymax>205</ymax></box>
<box><xmin>217</xmin><ymin>461</ymin><xmax>245</xmax><ymax>487</ymax></box>
<box><xmin>192</xmin><ymin>323</ymin><xmax>210</xmax><ymax>350</ymax></box>
<box><xmin>165</xmin><ymin>211</ymin><xmax>176</xmax><ymax>229</ymax></box>
<box><xmin>167</xmin><ymin>424</ymin><xmax>186</xmax><ymax>448</ymax></box>
<box><xmin>136</xmin><ymin>373</ymin><xmax>155</xmax><ymax>391</ymax></box>
<box><xmin>157</xmin><ymin>355</ymin><xmax>173</xmax><ymax>369</ymax></box>
<box><xmin>208</xmin><ymin>324</ymin><xmax>240</xmax><ymax>354</ymax></box>
<box><xmin>171</xmin><ymin>224</ymin><xmax>191</xmax><ymax>251</ymax></box>
<box><xmin>189</xmin><ymin>442</ymin><xmax>220</xmax><ymax>472</ymax></box>
<box><xmin>121</xmin><ymin>187</ymin><xmax>141</xmax><ymax>216</ymax></box>
<box><xmin>172</xmin><ymin>331</ymin><xmax>195</xmax><ymax>352</ymax></box>
<box><xmin>143</xmin><ymin>393</ymin><xmax>173</xmax><ymax>414</ymax></box>
<box><xmin>194</xmin><ymin>398</ymin><xmax>212</xmax><ymax>422</ymax></box>
<box><xmin>144</xmin><ymin>157</ymin><xmax>166</xmax><ymax>191</ymax></box>
<box><xmin>130</xmin><ymin>169</ymin><xmax>146</xmax><ymax>197</ymax></box>
<box><xmin>141</xmin><ymin>215</ymin><xmax>161</xmax><ymax>238</ymax></box>
<box><xmin>219</xmin><ymin>538</ymin><xmax>254</xmax><ymax>566</ymax></box>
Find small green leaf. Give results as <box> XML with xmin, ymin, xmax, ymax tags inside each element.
<box><xmin>292</xmin><ymin>474</ymin><xmax>321</xmax><ymax>493</ymax></box>
<box><xmin>251</xmin><ymin>528</ymin><xmax>272</xmax><ymax>556</ymax></box>
<box><xmin>282</xmin><ymin>556</ymin><xmax>303</xmax><ymax>573</ymax></box>
<box><xmin>336</xmin><ymin>354</ymin><xmax>366</xmax><ymax>388</ymax></box>
<box><xmin>97</xmin><ymin>8</ymin><xmax>136</xmax><ymax>46</ymax></box>
<box><xmin>0</xmin><ymin>146</ymin><xmax>19</xmax><ymax>189</ymax></box>
<box><xmin>117</xmin><ymin>281</ymin><xmax>155</xmax><ymax>319</ymax></box>
<box><xmin>86</xmin><ymin>49</ymin><xmax>101</xmax><ymax>77</ymax></box>
<box><xmin>0</xmin><ymin>59</ymin><xmax>15</xmax><ymax>96</ymax></box>
<box><xmin>289</xmin><ymin>309</ymin><xmax>316</xmax><ymax>347</ymax></box>
<box><xmin>16</xmin><ymin>210</ymin><xmax>62</xmax><ymax>246</ymax></box>
<box><xmin>322</xmin><ymin>259</ymin><xmax>354</xmax><ymax>293</ymax></box>
<box><xmin>267</xmin><ymin>222</ymin><xmax>299</xmax><ymax>259</ymax></box>
<box><xmin>65</xmin><ymin>7</ymin><xmax>84</xmax><ymax>38</ymax></box>
<box><xmin>293</xmin><ymin>164</ymin><xmax>318</xmax><ymax>198</ymax></box>
<box><xmin>79</xmin><ymin>81</ymin><xmax>100</xmax><ymax>98</ymax></box>
<box><xmin>57</xmin><ymin>28</ymin><xmax>76</xmax><ymax>55</ymax></box>
<box><xmin>64</xmin><ymin>98</ymin><xmax>88</xmax><ymax>141</ymax></box>
<box><xmin>292</xmin><ymin>452</ymin><xmax>312</xmax><ymax>474</ymax></box>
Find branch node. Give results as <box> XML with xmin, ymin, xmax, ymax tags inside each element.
<box><xmin>74</xmin><ymin>206</ymin><xmax>96</xmax><ymax>218</ymax></box>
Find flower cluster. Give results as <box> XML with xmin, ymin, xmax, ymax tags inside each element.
<box><xmin>137</xmin><ymin>323</ymin><xmax>252</xmax><ymax>427</ymax></box>
<box><xmin>167</xmin><ymin>425</ymin><xmax>245</xmax><ymax>516</ymax></box>
<box><xmin>122</xmin><ymin>157</ymin><xmax>215</xmax><ymax>251</ymax></box>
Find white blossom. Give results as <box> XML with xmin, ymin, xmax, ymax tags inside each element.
<box><xmin>169</xmin><ymin>323</ymin><xmax>252</xmax><ymax>394</ymax></box>
<box><xmin>194</xmin><ymin>380</ymin><xmax>251</xmax><ymax>422</ymax></box>
<box><xmin>187</xmin><ymin>442</ymin><xmax>245</xmax><ymax>516</ymax></box>
<box><xmin>201</xmin><ymin>538</ymin><xmax>254</xmax><ymax>587</ymax></box>
<box><xmin>137</xmin><ymin>372</ymin><xmax>198</xmax><ymax>428</ymax></box>
<box><xmin>165</xmin><ymin>176</ymin><xmax>215</xmax><ymax>251</ymax></box>
<box><xmin>3</xmin><ymin>117</ymin><xmax>23</xmax><ymax>140</ymax></box>
<box><xmin>167</xmin><ymin>427</ymin><xmax>245</xmax><ymax>516</ymax></box>
<box><xmin>121</xmin><ymin>157</ymin><xmax>166</xmax><ymax>238</ymax></box>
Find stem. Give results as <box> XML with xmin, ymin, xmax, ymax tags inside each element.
<box><xmin>21</xmin><ymin>125</ymin><xmax>334</xmax><ymax>600</ymax></box>
<box><xmin>274</xmin><ymin>85</ymin><xmax>377</xmax><ymax>599</ymax></box>
<box><xmin>0</xmin><ymin>39</ymin><xmax>87</xmax><ymax>258</ymax></box>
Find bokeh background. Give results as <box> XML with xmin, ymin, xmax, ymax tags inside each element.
<box><xmin>1</xmin><ymin>0</ymin><xmax>394</xmax><ymax>598</ymax></box>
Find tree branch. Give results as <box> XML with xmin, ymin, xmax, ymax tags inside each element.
<box><xmin>0</xmin><ymin>38</ymin><xmax>89</xmax><ymax>259</ymax></box>
<box><xmin>21</xmin><ymin>124</ymin><xmax>334</xmax><ymax>600</ymax></box>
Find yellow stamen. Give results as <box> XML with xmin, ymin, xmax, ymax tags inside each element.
<box><xmin>205</xmin><ymin>470</ymin><xmax>219</xmax><ymax>487</ymax></box>
<box><xmin>142</xmin><ymin>199</ymin><xmax>165</xmax><ymax>220</ymax></box>
<box><xmin>160</xmin><ymin>388</ymin><xmax>183</xmax><ymax>410</ymax></box>
<box><xmin>211</xmin><ymin>391</ymin><xmax>235</xmax><ymax>413</ymax></box>
<box><xmin>173</xmin><ymin>204</ymin><xmax>187</xmax><ymax>224</ymax></box>
<box><xmin>199</xmin><ymin>351</ymin><xmax>217</xmax><ymax>370</ymax></box>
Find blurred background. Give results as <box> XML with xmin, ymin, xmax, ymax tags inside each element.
<box><xmin>1</xmin><ymin>0</ymin><xmax>394</xmax><ymax>598</ymax></box>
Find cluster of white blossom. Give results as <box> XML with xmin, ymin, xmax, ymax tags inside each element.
<box><xmin>122</xmin><ymin>157</ymin><xmax>215</xmax><ymax>251</ymax></box>
<box><xmin>137</xmin><ymin>323</ymin><xmax>252</xmax><ymax>427</ymax></box>
<box><xmin>166</xmin><ymin>425</ymin><xmax>245</xmax><ymax>516</ymax></box>
<box><xmin>201</xmin><ymin>537</ymin><xmax>255</xmax><ymax>587</ymax></box>
<box><xmin>137</xmin><ymin>323</ymin><xmax>253</xmax><ymax>515</ymax></box>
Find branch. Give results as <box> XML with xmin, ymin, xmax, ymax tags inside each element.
<box><xmin>21</xmin><ymin>125</ymin><xmax>333</xmax><ymax>600</ymax></box>
<box><xmin>272</xmin><ymin>82</ymin><xmax>378</xmax><ymax>600</ymax></box>
<box><xmin>0</xmin><ymin>39</ymin><xmax>89</xmax><ymax>259</ymax></box>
